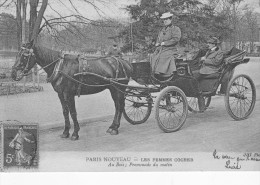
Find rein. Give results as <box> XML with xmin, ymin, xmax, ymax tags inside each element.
<box><xmin>23</xmin><ymin>58</ymin><xmax>60</xmax><ymax>77</ymax></box>
<box><xmin>17</xmin><ymin>47</ymin><xmax>61</xmax><ymax>77</ymax></box>
<box><xmin>152</xmin><ymin>47</ymin><xmax>163</xmax><ymax>74</ymax></box>
<box><xmin>60</xmin><ymin>71</ymin><xmax>112</xmax><ymax>87</ymax></box>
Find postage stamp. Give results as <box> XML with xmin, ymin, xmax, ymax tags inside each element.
<box><xmin>0</xmin><ymin>122</ymin><xmax>38</xmax><ymax>170</ymax></box>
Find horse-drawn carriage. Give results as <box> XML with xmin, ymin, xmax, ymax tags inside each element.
<box><xmin>123</xmin><ymin>47</ymin><xmax>256</xmax><ymax>132</ymax></box>
<box><xmin>11</xmin><ymin>42</ymin><xmax>256</xmax><ymax>139</ymax></box>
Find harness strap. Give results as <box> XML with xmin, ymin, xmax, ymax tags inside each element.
<box><xmin>60</xmin><ymin>71</ymin><xmax>112</xmax><ymax>87</ymax></box>
<box><xmin>110</xmin><ymin>56</ymin><xmax>128</xmax><ymax>79</ymax></box>
<box><xmin>77</xmin><ymin>55</ymin><xmax>86</xmax><ymax>97</ymax></box>
<box><xmin>46</xmin><ymin>54</ymin><xmax>64</xmax><ymax>83</ymax></box>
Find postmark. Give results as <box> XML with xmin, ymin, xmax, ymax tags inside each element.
<box><xmin>1</xmin><ymin>122</ymin><xmax>38</xmax><ymax>170</ymax></box>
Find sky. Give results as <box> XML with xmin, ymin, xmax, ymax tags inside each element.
<box><xmin>42</xmin><ymin>0</ymin><xmax>260</xmax><ymax>21</ymax></box>
<box><xmin>241</xmin><ymin>0</ymin><xmax>260</xmax><ymax>13</ymax></box>
<box><xmin>0</xmin><ymin>0</ymin><xmax>138</xmax><ymax>21</ymax></box>
<box><xmin>44</xmin><ymin>0</ymin><xmax>138</xmax><ymax>21</ymax></box>
<box><xmin>1</xmin><ymin>0</ymin><xmax>260</xmax><ymax>20</ymax></box>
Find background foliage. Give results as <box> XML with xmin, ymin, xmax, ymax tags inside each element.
<box><xmin>0</xmin><ymin>0</ymin><xmax>259</xmax><ymax>53</ymax></box>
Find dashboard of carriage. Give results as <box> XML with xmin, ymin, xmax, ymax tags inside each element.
<box><xmin>175</xmin><ymin>57</ymin><xmax>192</xmax><ymax>76</ymax></box>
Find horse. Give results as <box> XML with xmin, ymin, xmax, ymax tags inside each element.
<box><xmin>11</xmin><ymin>41</ymin><xmax>132</xmax><ymax>140</ymax></box>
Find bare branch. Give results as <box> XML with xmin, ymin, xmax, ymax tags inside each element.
<box><xmin>0</xmin><ymin>0</ymin><xmax>9</xmax><ymax>7</ymax></box>
<box><xmin>68</xmin><ymin>0</ymin><xmax>81</xmax><ymax>15</ymax></box>
<box><xmin>80</xmin><ymin>0</ymin><xmax>107</xmax><ymax>18</ymax></box>
<box><xmin>31</xmin><ymin>0</ymin><xmax>48</xmax><ymax>40</ymax></box>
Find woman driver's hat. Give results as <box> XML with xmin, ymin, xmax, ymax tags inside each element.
<box><xmin>160</xmin><ymin>12</ymin><xmax>173</xmax><ymax>19</ymax></box>
<box><xmin>207</xmin><ymin>37</ymin><xmax>221</xmax><ymax>44</ymax></box>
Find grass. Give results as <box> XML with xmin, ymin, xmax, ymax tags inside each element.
<box><xmin>0</xmin><ymin>83</ymin><xmax>44</xmax><ymax>96</ymax></box>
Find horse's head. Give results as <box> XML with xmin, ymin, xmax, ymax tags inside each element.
<box><xmin>11</xmin><ymin>41</ymin><xmax>37</xmax><ymax>81</ymax></box>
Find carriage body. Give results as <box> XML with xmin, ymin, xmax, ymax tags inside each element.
<box><xmin>131</xmin><ymin>60</ymin><xmax>202</xmax><ymax>97</ymax></box>
<box><xmin>124</xmin><ymin>48</ymin><xmax>256</xmax><ymax>132</ymax></box>
<box><xmin>131</xmin><ymin>48</ymin><xmax>249</xmax><ymax>97</ymax></box>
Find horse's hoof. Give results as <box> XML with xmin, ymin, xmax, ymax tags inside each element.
<box><xmin>106</xmin><ymin>128</ymin><xmax>113</xmax><ymax>133</ymax></box>
<box><xmin>110</xmin><ymin>129</ymin><xmax>118</xmax><ymax>135</ymax></box>
<box><xmin>60</xmin><ymin>133</ymin><xmax>70</xmax><ymax>138</ymax></box>
<box><xmin>71</xmin><ymin>135</ymin><xmax>79</xmax><ymax>141</ymax></box>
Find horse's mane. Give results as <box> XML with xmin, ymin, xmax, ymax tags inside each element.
<box><xmin>34</xmin><ymin>44</ymin><xmax>60</xmax><ymax>63</ymax></box>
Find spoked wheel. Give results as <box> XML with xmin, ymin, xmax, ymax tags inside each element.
<box><xmin>225</xmin><ymin>74</ymin><xmax>256</xmax><ymax>120</ymax></box>
<box><xmin>123</xmin><ymin>95</ymin><xmax>153</xmax><ymax>125</ymax></box>
<box><xmin>187</xmin><ymin>96</ymin><xmax>211</xmax><ymax>113</ymax></box>
<box><xmin>154</xmin><ymin>86</ymin><xmax>188</xmax><ymax>133</ymax></box>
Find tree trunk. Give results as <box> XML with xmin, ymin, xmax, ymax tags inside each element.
<box><xmin>22</xmin><ymin>0</ymin><xmax>27</xmax><ymax>43</ymax></box>
<box><xmin>29</xmin><ymin>0</ymin><xmax>39</xmax><ymax>41</ymax></box>
<box><xmin>16</xmin><ymin>0</ymin><xmax>22</xmax><ymax>49</ymax></box>
<box><xmin>232</xmin><ymin>3</ymin><xmax>237</xmax><ymax>47</ymax></box>
<box><xmin>29</xmin><ymin>0</ymin><xmax>39</xmax><ymax>87</ymax></box>
<box><xmin>21</xmin><ymin>0</ymin><xmax>27</xmax><ymax>91</ymax></box>
<box><xmin>28</xmin><ymin>0</ymin><xmax>48</xmax><ymax>88</ymax></box>
<box><xmin>31</xmin><ymin>0</ymin><xmax>48</xmax><ymax>42</ymax></box>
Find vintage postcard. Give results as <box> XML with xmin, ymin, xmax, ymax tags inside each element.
<box><xmin>0</xmin><ymin>0</ymin><xmax>260</xmax><ymax>173</ymax></box>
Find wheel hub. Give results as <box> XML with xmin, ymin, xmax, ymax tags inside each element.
<box><xmin>166</xmin><ymin>104</ymin><xmax>176</xmax><ymax>112</ymax></box>
<box><xmin>231</xmin><ymin>93</ymin><xmax>247</xmax><ymax>100</ymax></box>
<box><xmin>133</xmin><ymin>102</ymin><xmax>144</xmax><ymax>108</ymax></box>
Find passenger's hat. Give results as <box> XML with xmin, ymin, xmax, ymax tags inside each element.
<box><xmin>160</xmin><ymin>12</ymin><xmax>173</xmax><ymax>19</ymax></box>
<box><xmin>207</xmin><ymin>37</ymin><xmax>221</xmax><ymax>44</ymax></box>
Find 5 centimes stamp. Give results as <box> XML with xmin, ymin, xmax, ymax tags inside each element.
<box><xmin>1</xmin><ymin>122</ymin><xmax>38</xmax><ymax>170</ymax></box>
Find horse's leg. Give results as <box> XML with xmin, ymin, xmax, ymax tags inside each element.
<box><xmin>107</xmin><ymin>87</ymin><xmax>126</xmax><ymax>135</ymax></box>
<box><xmin>66</xmin><ymin>94</ymin><xmax>80</xmax><ymax>140</ymax></box>
<box><xmin>58</xmin><ymin>93</ymin><xmax>71</xmax><ymax>138</ymax></box>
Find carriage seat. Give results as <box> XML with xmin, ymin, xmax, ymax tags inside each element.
<box><xmin>198</xmin><ymin>47</ymin><xmax>242</xmax><ymax>80</ymax></box>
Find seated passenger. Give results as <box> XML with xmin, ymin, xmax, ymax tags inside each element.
<box><xmin>193</xmin><ymin>37</ymin><xmax>224</xmax><ymax>79</ymax></box>
<box><xmin>150</xmin><ymin>11</ymin><xmax>181</xmax><ymax>80</ymax></box>
<box><xmin>193</xmin><ymin>37</ymin><xmax>232</xmax><ymax>95</ymax></box>
<box><xmin>193</xmin><ymin>37</ymin><xmax>224</xmax><ymax>111</ymax></box>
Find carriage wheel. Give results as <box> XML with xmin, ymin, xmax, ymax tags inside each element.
<box><xmin>187</xmin><ymin>96</ymin><xmax>211</xmax><ymax>113</ymax></box>
<box><xmin>225</xmin><ymin>74</ymin><xmax>256</xmax><ymax>120</ymax></box>
<box><xmin>154</xmin><ymin>86</ymin><xmax>188</xmax><ymax>133</ymax></box>
<box><xmin>123</xmin><ymin>95</ymin><xmax>152</xmax><ymax>125</ymax></box>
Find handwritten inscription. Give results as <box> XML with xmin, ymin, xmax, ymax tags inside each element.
<box><xmin>213</xmin><ymin>149</ymin><xmax>260</xmax><ymax>169</ymax></box>
<box><xmin>225</xmin><ymin>159</ymin><xmax>241</xmax><ymax>169</ymax></box>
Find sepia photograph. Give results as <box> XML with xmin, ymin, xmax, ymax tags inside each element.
<box><xmin>0</xmin><ymin>0</ymin><xmax>260</xmax><ymax>175</ymax></box>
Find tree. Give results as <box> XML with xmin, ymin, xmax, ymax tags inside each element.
<box><xmin>30</xmin><ymin>0</ymin><xmax>48</xmax><ymax>43</ymax></box>
<box><xmin>0</xmin><ymin>0</ymin><xmax>120</xmax><ymax>50</ymax></box>
<box><xmin>0</xmin><ymin>13</ymin><xmax>17</xmax><ymax>49</ymax></box>
<box><xmin>243</xmin><ymin>7</ymin><xmax>259</xmax><ymax>52</ymax></box>
<box><xmin>121</xmin><ymin>0</ymin><xmax>233</xmax><ymax>53</ymax></box>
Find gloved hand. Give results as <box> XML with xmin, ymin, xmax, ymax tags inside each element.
<box><xmin>155</xmin><ymin>43</ymin><xmax>160</xmax><ymax>47</ymax></box>
<box><xmin>200</xmin><ymin>56</ymin><xmax>206</xmax><ymax>61</ymax></box>
<box><xmin>160</xmin><ymin>42</ymin><xmax>165</xmax><ymax>46</ymax></box>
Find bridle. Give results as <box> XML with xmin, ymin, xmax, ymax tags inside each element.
<box><xmin>13</xmin><ymin>47</ymin><xmax>35</xmax><ymax>75</ymax></box>
<box><xmin>14</xmin><ymin>46</ymin><xmax>60</xmax><ymax>77</ymax></box>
